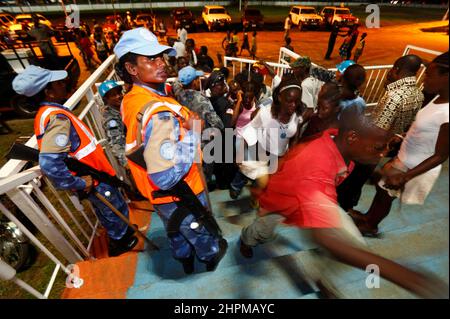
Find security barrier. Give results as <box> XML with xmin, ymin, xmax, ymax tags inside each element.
<box><xmin>0</xmin><ymin>54</ymin><xmax>125</xmax><ymax>298</ymax></box>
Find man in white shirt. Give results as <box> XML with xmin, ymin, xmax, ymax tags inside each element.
<box><xmin>284</xmin><ymin>16</ymin><xmax>291</xmax><ymax>40</ymax></box>
<box><xmin>288</xmin><ymin>57</ymin><xmax>324</xmax><ymax>111</ymax></box>
<box><xmin>168</xmin><ymin>37</ymin><xmax>186</xmax><ymax>58</ymax></box>
<box><xmin>177</xmin><ymin>26</ymin><xmax>188</xmax><ymax>44</ymax></box>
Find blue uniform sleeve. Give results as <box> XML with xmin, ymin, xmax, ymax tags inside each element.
<box><xmin>39</xmin><ymin>153</ymin><xmax>86</xmax><ymax>190</ymax></box>
<box><xmin>144</xmin><ymin>111</ymin><xmax>200</xmax><ymax>190</ymax></box>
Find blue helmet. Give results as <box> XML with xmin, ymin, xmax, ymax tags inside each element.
<box><xmin>98</xmin><ymin>80</ymin><xmax>121</xmax><ymax>97</ymax></box>
<box><xmin>336</xmin><ymin>60</ymin><xmax>355</xmax><ymax>74</ymax></box>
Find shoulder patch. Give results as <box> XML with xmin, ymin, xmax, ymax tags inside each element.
<box><xmin>55</xmin><ymin>134</ymin><xmax>69</xmax><ymax>147</ymax></box>
<box><xmin>159</xmin><ymin>141</ymin><xmax>176</xmax><ymax>160</ymax></box>
<box><xmin>108</xmin><ymin>119</ymin><xmax>119</xmax><ymax>128</ymax></box>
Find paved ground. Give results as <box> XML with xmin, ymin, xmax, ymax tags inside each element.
<box><xmin>56</xmin><ymin>20</ymin><xmax>448</xmax><ymax>90</ymax></box>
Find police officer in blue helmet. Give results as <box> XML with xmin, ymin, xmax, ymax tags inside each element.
<box><xmin>13</xmin><ymin>65</ymin><xmax>138</xmax><ymax>257</ymax></box>
<box><xmin>98</xmin><ymin>80</ymin><xmax>128</xmax><ymax>167</ymax></box>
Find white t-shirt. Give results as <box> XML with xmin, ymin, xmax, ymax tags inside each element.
<box><xmin>284</xmin><ymin>17</ymin><xmax>291</xmax><ymax>30</ymax></box>
<box><xmin>398</xmin><ymin>96</ymin><xmax>449</xmax><ymax>169</ymax></box>
<box><xmin>177</xmin><ymin>28</ymin><xmax>188</xmax><ymax>44</ymax></box>
<box><xmin>242</xmin><ymin>104</ymin><xmax>302</xmax><ymax>156</ymax></box>
<box><xmin>301</xmin><ymin>76</ymin><xmax>324</xmax><ymax>110</ymax></box>
<box><xmin>173</xmin><ymin>41</ymin><xmax>186</xmax><ymax>58</ymax></box>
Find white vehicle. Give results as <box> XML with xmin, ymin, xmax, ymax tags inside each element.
<box><xmin>320</xmin><ymin>6</ymin><xmax>359</xmax><ymax>28</ymax></box>
<box><xmin>289</xmin><ymin>6</ymin><xmax>323</xmax><ymax>30</ymax></box>
<box><xmin>202</xmin><ymin>5</ymin><xmax>231</xmax><ymax>31</ymax></box>
<box><xmin>9</xmin><ymin>13</ymin><xmax>54</xmax><ymax>37</ymax></box>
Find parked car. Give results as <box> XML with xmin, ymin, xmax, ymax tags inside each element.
<box><xmin>202</xmin><ymin>5</ymin><xmax>232</xmax><ymax>32</ymax></box>
<box><xmin>320</xmin><ymin>6</ymin><xmax>359</xmax><ymax>28</ymax></box>
<box><xmin>0</xmin><ymin>40</ymin><xmax>80</xmax><ymax>118</ymax></box>
<box><xmin>289</xmin><ymin>6</ymin><xmax>323</xmax><ymax>30</ymax></box>
<box><xmin>0</xmin><ymin>12</ymin><xmax>15</xmax><ymax>28</ymax></box>
<box><xmin>9</xmin><ymin>13</ymin><xmax>55</xmax><ymax>39</ymax></box>
<box><xmin>241</xmin><ymin>8</ymin><xmax>264</xmax><ymax>30</ymax></box>
<box><xmin>171</xmin><ymin>7</ymin><xmax>196</xmax><ymax>32</ymax></box>
<box><xmin>134</xmin><ymin>13</ymin><xmax>155</xmax><ymax>30</ymax></box>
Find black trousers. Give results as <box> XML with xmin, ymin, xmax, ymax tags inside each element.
<box><xmin>337</xmin><ymin>163</ymin><xmax>377</xmax><ymax>211</ymax></box>
<box><xmin>325</xmin><ymin>34</ymin><xmax>337</xmax><ymax>59</ymax></box>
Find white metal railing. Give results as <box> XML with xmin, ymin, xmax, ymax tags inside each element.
<box><xmin>278</xmin><ymin>45</ymin><xmax>443</xmax><ymax>107</ymax></box>
<box><xmin>224</xmin><ymin>56</ymin><xmax>291</xmax><ymax>85</ymax></box>
<box><xmin>278</xmin><ymin>46</ymin><xmax>394</xmax><ymax>107</ymax></box>
<box><xmin>225</xmin><ymin>44</ymin><xmax>442</xmax><ymax>108</ymax></box>
<box><xmin>0</xmin><ymin>53</ymin><xmax>127</xmax><ymax>298</ymax></box>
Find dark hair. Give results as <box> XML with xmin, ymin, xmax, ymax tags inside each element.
<box><xmin>432</xmin><ymin>51</ymin><xmax>449</xmax><ymax>75</ymax></box>
<box><xmin>200</xmin><ymin>46</ymin><xmax>208</xmax><ymax>55</ymax></box>
<box><xmin>285</xmin><ymin>37</ymin><xmax>291</xmax><ymax>45</ymax></box>
<box><xmin>219</xmin><ymin>67</ymin><xmax>230</xmax><ymax>80</ymax></box>
<box><xmin>338</xmin><ymin>103</ymin><xmax>374</xmax><ymax>135</ymax></box>
<box><xmin>31</xmin><ymin>85</ymin><xmax>50</xmax><ymax>104</ymax></box>
<box><xmin>250</xmin><ymin>72</ymin><xmax>264</xmax><ymax>97</ymax></box>
<box><xmin>271</xmin><ymin>78</ymin><xmax>303</xmax><ymax>118</ymax></box>
<box><xmin>343</xmin><ymin>64</ymin><xmax>366</xmax><ymax>91</ymax></box>
<box><xmin>185</xmin><ymin>38</ymin><xmax>195</xmax><ymax>48</ymax></box>
<box><xmin>395</xmin><ymin>54</ymin><xmax>422</xmax><ymax>76</ymax></box>
<box><xmin>320</xmin><ymin>82</ymin><xmax>342</xmax><ymax>103</ymax></box>
<box><xmin>115</xmin><ymin>52</ymin><xmax>140</xmax><ymax>84</ymax></box>
<box><xmin>241</xmin><ymin>81</ymin><xmax>256</xmax><ymax>94</ymax></box>
<box><xmin>234</xmin><ymin>72</ymin><xmax>247</xmax><ymax>86</ymax></box>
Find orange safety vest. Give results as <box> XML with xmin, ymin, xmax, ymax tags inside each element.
<box><xmin>122</xmin><ymin>85</ymin><xmax>204</xmax><ymax>205</ymax></box>
<box><xmin>34</xmin><ymin>104</ymin><xmax>116</xmax><ymax>177</ymax></box>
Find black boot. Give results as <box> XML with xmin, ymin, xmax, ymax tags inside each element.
<box><xmin>108</xmin><ymin>227</ymin><xmax>139</xmax><ymax>257</ymax></box>
<box><xmin>239</xmin><ymin>239</ymin><xmax>253</xmax><ymax>259</ymax></box>
<box><xmin>205</xmin><ymin>238</ymin><xmax>228</xmax><ymax>272</ymax></box>
<box><xmin>108</xmin><ymin>236</ymin><xmax>138</xmax><ymax>257</ymax></box>
<box><xmin>178</xmin><ymin>254</ymin><xmax>195</xmax><ymax>275</ymax></box>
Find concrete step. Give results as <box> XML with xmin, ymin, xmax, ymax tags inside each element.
<box><xmin>127</xmin><ymin>249</ymin><xmax>321</xmax><ymax>299</ymax></box>
<box><xmin>127</xmin><ymin>162</ymin><xmax>448</xmax><ymax>299</ymax></box>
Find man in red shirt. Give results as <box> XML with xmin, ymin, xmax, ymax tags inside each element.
<box><xmin>240</xmin><ymin>104</ymin><xmax>447</xmax><ymax>298</ymax></box>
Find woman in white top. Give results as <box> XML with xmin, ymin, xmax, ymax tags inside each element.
<box><xmin>230</xmin><ymin>79</ymin><xmax>306</xmax><ymax>199</ymax></box>
<box><xmin>352</xmin><ymin>52</ymin><xmax>449</xmax><ymax>237</ymax></box>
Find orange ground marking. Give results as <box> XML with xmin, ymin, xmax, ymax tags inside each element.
<box><xmin>61</xmin><ymin>201</ymin><xmax>153</xmax><ymax>299</ymax></box>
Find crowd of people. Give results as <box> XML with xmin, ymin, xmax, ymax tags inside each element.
<box><xmin>8</xmin><ymin>17</ymin><xmax>449</xmax><ymax>298</ymax></box>
<box><xmin>73</xmin><ymin>12</ymin><xmax>168</xmax><ymax>71</ymax></box>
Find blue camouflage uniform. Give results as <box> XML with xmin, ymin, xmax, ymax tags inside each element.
<box><xmin>141</xmin><ymin>84</ymin><xmax>219</xmax><ymax>262</ymax></box>
<box><xmin>38</xmin><ymin>102</ymin><xmax>128</xmax><ymax>240</ymax></box>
